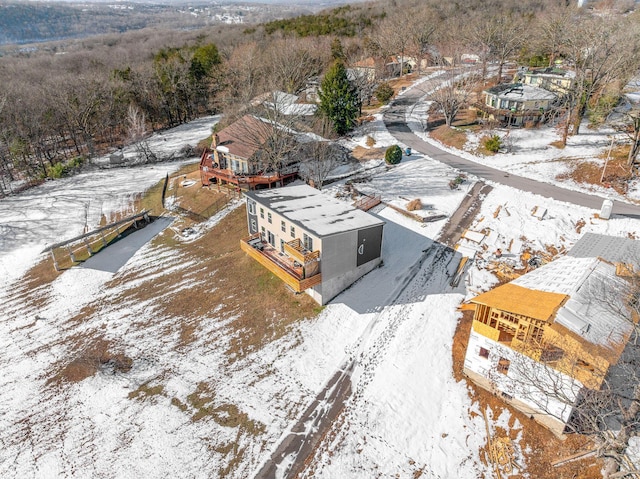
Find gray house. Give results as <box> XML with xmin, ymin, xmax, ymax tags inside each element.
<box><xmin>241</xmin><ymin>184</ymin><xmax>384</xmax><ymax>304</ymax></box>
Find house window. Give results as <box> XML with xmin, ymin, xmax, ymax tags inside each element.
<box><xmin>290</xmin><ymin>226</ymin><xmax>295</xmax><ymax>238</ymax></box>
<box><xmin>303</xmin><ymin>233</ymin><xmax>313</xmax><ymax>251</ymax></box>
<box><xmin>280</xmin><ymin>239</ymin><xmax>285</xmax><ymax>253</ymax></box>
<box><xmin>497</xmin><ymin>357</ymin><xmax>510</xmax><ymax>375</ymax></box>
<box><xmin>260</xmin><ymin>226</ymin><xmax>266</xmax><ymax>240</ymax></box>
<box><xmin>267</xmin><ymin>231</ymin><xmax>275</xmax><ymax>246</ymax></box>
<box><xmin>260</xmin><ymin>208</ymin><xmax>264</xmax><ymax>219</ymax></box>
<box><xmin>268</xmin><ymin>212</ymin><xmax>272</xmax><ymax>224</ymax></box>
<box><xmin>248</xmin><ymin>200</ymin><xmax>256</xmax><ymax>215</ymax></box>
<box><xmin>250</xmin><ymin>219</ymin><xmax>257</xmax><ymax>233</ymax></box>
<box><xmin>479</xmin><ymin>347</ymin><xmax>490</xmax><ymax>359</ymax></box>
<box><xmin>281</xmin><ymin>220</ymin><xmax>286</xmax><ymax>233</ymax></box>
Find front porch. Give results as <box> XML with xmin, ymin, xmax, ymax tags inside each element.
<box><xmin>240</xmin><ymin>234</ymin><xmax>322</xmax><ymax>292</ymax></box>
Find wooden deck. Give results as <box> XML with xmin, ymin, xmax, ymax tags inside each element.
<box><xmin>240</xmin><ymin>236</ymin><xmax>322</xmax><ymax>292</ymax></box>
<box><xmin>200</xmin><ymin>150</ymin><xmax>298</xmax><ymax>189</ymax></box>
<box><xmin>353</xmin><ymin>194</ymin><xmax>382</xmax><ymax>212</ymax></box>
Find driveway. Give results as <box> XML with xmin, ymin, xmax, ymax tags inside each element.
<box><xmin>384</xmin><ymin>83</ymin><xmax>640</xmax><ymax>218</ymax></box>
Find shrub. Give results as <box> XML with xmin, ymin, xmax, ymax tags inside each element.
<box><xmin>385</xmin><ymin>145</ymin><xmax>402</xmax><ymax>165</ymax></box>
<box><xmin>484</xmin><ymin>134</ymin><xmax>503</xmax><ymax>153</ymax></box>
<box><xmin>47</xmin><ymin>162</ymin><xmax>66</xmax><ymax>179</ymax></box>
<box><xmin>69</xmin><ymin>156</ymin><xmax>84</xmax><ymax>168</ymax></box>
<box><xmin>375</xmin><ymin>82</ymin><xmax>394</xmax><ymax>104</ymax></box>
<box><xmin>407</xmin><ymin>198</ymin><xmax>422</xmax><ymax>211</ymax></box>
<box><xmin>365</xmin><ymin>135</ymin><xmax>376</xmax><ymax>147</ymax></box>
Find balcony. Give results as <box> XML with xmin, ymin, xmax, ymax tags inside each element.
<box><xmin>240</xmin><ymin>234</ymin><xmax>322</xmax><ymax>292</ymax></box>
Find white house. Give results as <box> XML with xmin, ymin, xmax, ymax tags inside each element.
<box><xmin>241</xmin><ymin>184</ymin><xmax>384</xmax><ymax>305</ymax></box>
<box><xmin>464</xmin><ymin>250</ymin><xmax>634</xmax><ymax>436</ymax></box>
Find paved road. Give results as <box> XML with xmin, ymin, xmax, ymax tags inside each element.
<box><xmin>384</xmin><ymin>84</ymin><xmax>640</xmax><ymax>218</ymax></box>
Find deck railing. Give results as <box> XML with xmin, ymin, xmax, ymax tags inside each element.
<box><xmin>240</xmin><ymin>236</ymin><xmax>322</xmax><ymax>292</ymax></box>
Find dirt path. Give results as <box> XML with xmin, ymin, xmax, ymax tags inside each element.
<box><xmin>438</xmin><ymin>181</ymin><xmax>493</xmax><ymax>248</ymax></box>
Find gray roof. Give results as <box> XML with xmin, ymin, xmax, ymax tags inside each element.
<box><xmin>568</xmin><ymin>233</ymin><xmax>640</xmax><ymax>264</ymax></box>
<box><xmin>485</xmin><ymin>83</ymin><xmax>557</xmax><ymax>102</ymax></box>
<box><xmin>245</xmin><ymin>184</ymin><xmax>384</xmax><ymax>238</ymax></box>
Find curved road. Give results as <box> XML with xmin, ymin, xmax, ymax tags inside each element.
<box><xmin>384</xmin><ymin>83</ymin><xmax>640</xmax><ymax>218</ymax></box>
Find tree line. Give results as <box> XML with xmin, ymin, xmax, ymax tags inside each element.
<box><xmin>1</xmin><ymin>0</ymin><xmax>640</xmax><ymax>195</ymax></box>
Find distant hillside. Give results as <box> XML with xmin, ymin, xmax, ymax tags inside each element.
<box><xmin>0</xmin><ymin>1</ymin><xmax>314</xmax><ymax>45</ymax></box>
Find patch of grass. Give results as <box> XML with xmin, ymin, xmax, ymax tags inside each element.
<box><xmin>184</xmin><ymin>383</ymin><xmax>265</xmax><ymax>445</ymax></box>
<box><xmin>430</xmin><ymin>125</ymin><xmax>468</xmax><ymax>150</ymax></box>
<box><xmin>107</xmin><ymin>206</ymin><xmax>319</xmax><ymax>359</ymax></box>
<box><xmin>556</xmin><ymin>155</ymin><xmax>631</xmax><ymax>196</ymax></box>
<box><xmin>49</xmin><ymin>338</ymin><xmax>133</xmax><ymax>386</ymax></box>
<box><xmin>171</xmin><ymin>397</ymin><xmax>189</xmax><ymax>412</ymax></box>
<box><xmin>129</xmin><ymin>382</ymin><xmax>165</xmax><ymax>400</ymax></box>
<box><xmin>16</xmin><ymin>255</ymin><xmax>62</xmax><ymax>306</ymax></box>
<box><xmin>352</xmin><ymin>145</ymin><xmax>386</xmax><ymax>161</ymax></box>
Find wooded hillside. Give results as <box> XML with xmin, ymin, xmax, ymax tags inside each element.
<box><xmin>0</xmin><ymin>0</ymin><xmax>638</xmax><ymax>195</ymax></box>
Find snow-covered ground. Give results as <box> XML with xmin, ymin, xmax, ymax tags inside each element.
<box><xmin>2</xmin><ymin>79</ymin><xmax>640</xmax><ymax>479</ymax></box>
<box><xmin>405</xmin><ymin>79</ymin><xmax>640</xmax><ymax>203</ymax></box>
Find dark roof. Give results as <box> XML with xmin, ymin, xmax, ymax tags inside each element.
<box><xmin>216</xmin><ymin>115</ymin><xmax>273</xmax><ymax>160</ymax></box>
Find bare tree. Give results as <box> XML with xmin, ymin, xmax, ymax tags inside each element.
<box><xmin>503</xmin><ymin>260</ymin><xmax>640</xmax><ymax>479</ymax></box>
<box><xmin>299</xmin><ymin>141</ymin><xmax>341</xmax><ymax>190</ymax></box>
<box><xmin>494</xmin><ymin>14</ymin><xmax>527</xmax><ymax>83</ymax></box>
<box><xmin>371</xmin><ymin>9</ymin><xmax>415</xmax><ymax>77</ymax></box>
<box><xmin>534</xmin><ymin>3</ymin><xmax>575</xmax><ymax>67</ymax></box>
<box><xmin>610</xmin><ymin>97</ymin><xmax>640</xmax><ymax>167</ymax></box>
<box><xmin>405</xmin><ymin>6</ymin><xmax>440</xmax><ymax>73</ymax></box>
<box><xmin>126</xmin><ymin>104</ymin><xmax>157</xmax><ymax>163</ymax></box>
<box><xmin>426</xmin><ymin>68</ymin><xmax>478</xmax><ymax>127</ymax></box>
<box><xmin>562</xmin><ymin>13</ymin><xmax>640</xmax><ymax>138</ymax></box>
<box><xmin>264</xmin><ymin>37</ymin><xmax>326</xmax><ymax>94</ymax></box>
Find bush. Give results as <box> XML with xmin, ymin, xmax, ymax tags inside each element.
<box><xmin>484</xmin><ymin>134</ymin><xmax>503</xmax><ymax>153</ymax></box>
<box><xmin>365</xmin><ymin>135</ymin><xmax>376</xmax><ymax>147</ymax></box>
<box><xmin>47</xmin><ymin>162</ymin><xmax>66</xmax><ymax>179</ymax></box>
<box><xmin>385</xmin><ymin>145</ymin><xmax>403</xmax><ymax>165</ymax></box>
<box><xmin>69</xmin><ymin>156</ymin><xmax>84</xmax><ymax>168</ymax></box>
<box><xmin>375</xmin><ymin>82</ymin><xmax>394</xmax><ymax>104</ymax></box>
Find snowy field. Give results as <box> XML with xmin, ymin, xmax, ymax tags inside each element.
<box><xmin>2</xmin><ymin>78</ymin><xmax>640</xmax><ymax>478</ymax></box>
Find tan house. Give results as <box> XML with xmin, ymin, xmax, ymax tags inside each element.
<box><xmin>241</xmin><ymin>184</ymin><xmax>384</xmax><ymax>305</ymax></box>
<box><xmin>476</xmin><ymin>83</ymin><xmax>558</xmax><ymax>127</ymax></box>
<box><xmin>464</xmin><ymin>244</ymin><xmax>636</xmax><ymax>436</ymax></box>
<box><xmin>519</xmin><ymin>67</ymin><xmax>574</xmax><ymax>97</ymax></box>
<box><xmin>199</xmin><ymin>115</ymin><xmax>298</xmax><ymax>190</ymax></box>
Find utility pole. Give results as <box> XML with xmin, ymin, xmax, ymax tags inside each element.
<box><xmin>600</xmin><ymin>136</ymin><xmax>615</xmax><ymax>184</ymax></box>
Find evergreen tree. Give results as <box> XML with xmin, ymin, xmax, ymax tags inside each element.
<box><xmin>318</xmin><ymin>61</ymin><xmax>360</xmax><ymax>136</ymax></box>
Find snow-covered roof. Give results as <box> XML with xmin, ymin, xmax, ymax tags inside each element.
<box><xmin>523</xmin><ymin>67</ymin><xmax>574</xmax><ymax>79</ymax></box>
<box><xmin>261</xmin><ymin>91</ymin><xmax>318</xmax><ymax>116</ymax></box>
<box><xmin>245</xmin><ymin>184</ymin><xmax>384</xmax><ymax>238</ymax></box>
<box><xmin>513</xmin><ymin>256</ymin><xmax>632</xmax><ymax>349</ymax></box>
<box><xmin>568</xmin><ymin>232</ymin><xmax>640</xmax><ymax>264</ymax></box>
<box><xmin>485</xmin><ymin>84</ymin><xmax>557</xmax><ymax>102</ymax></box>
